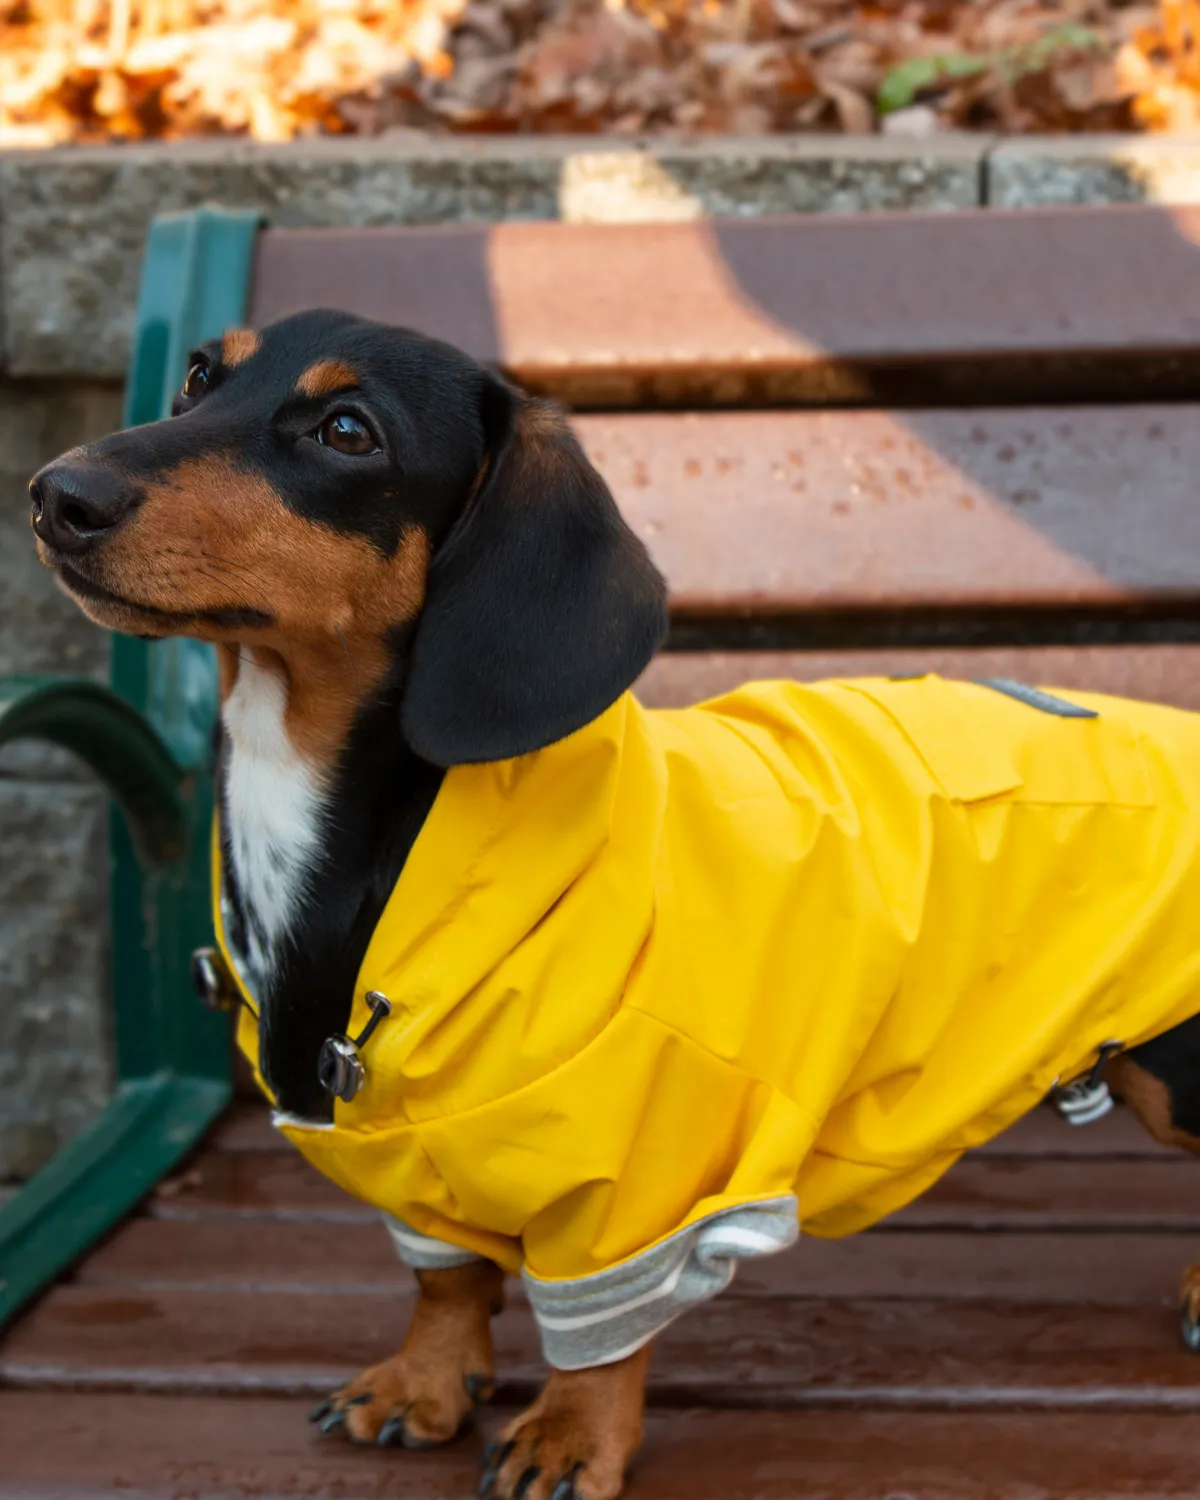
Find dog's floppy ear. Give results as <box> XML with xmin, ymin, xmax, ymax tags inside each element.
<box><xmin>401</xmin><ymin>376</ymin><xmax>668</xmax><ymax>766</ymax></box>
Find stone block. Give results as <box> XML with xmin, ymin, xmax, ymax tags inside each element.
<box><xmin>0</xmin><ymin>136</ymin><xmax>990</xmax><ymax>378</ymax></box>
<box><xmin>0</xmin><ymin>779</ymin><xmax>110</xmax><ymax>1182</ymax></box>
<box><xmin>988</xmin><ymin>135</ymin><xmax>1200</xmax><ymax>208</ymax></box>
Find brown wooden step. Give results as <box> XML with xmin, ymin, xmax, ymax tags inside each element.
<box><xmin>136</xmin><ymin>1149</ymin><xmax>1200</xmax><ymax>1231</ymax></box>
<box><xmin>3</xmin><ymin>1286</ymin><xmax>1196</xmax><ymax>1408</ymax></box>
<box><xmin>6</xmin><ymin>1393</ymin><xmax>1200</xmax><ymax>1499</ymax></box>
<box><xmin>249</xmin><ymin>208</ymin><xmax>1200</xmax><ymax>408</ymax></box>
<box><xmin>74</xmin><ymin>1217</ymin><xmax>1193</xmax><ymax>1308</ymax></box>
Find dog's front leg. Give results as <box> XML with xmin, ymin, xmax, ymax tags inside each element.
<box><xmin>311</xmin><ymin>1259</ymin><xmax>504</xmax><ymax>1447</ymax></box>
<box><xmin>480</xmin><ymin>1344</ymin><xmax>652</xmax><ymax>1500</ymax></box>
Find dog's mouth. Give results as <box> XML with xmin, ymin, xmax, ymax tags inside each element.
<box><xmin>55</xmin><ymin>558</ymin><xmax>272</xmax><ymax>633</ymax></box>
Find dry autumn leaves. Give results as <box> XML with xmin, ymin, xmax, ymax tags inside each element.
<box><xmin>1</xmin><ymin>0</ymin><xmax>1198</xmax><ymax>145</ymax></box>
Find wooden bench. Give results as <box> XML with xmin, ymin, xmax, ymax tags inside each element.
<box><xmin>4</xmin><ymin>201</ymin><xmax>1200</xmax><ymax>1497</ymax></box>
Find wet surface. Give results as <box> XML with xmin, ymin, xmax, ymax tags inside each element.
<box><xmin>4</xmin><ymin>1104</ymin><xmax>1200</xmax><ymax>1495</ymax></box>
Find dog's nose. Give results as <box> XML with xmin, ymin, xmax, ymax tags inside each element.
<box><xmin>29</xmin><ymin>462</ymin><xmax>138</xmax><ymax>555</ymax></box>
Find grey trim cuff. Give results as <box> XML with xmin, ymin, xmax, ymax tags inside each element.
<box><xmin>383</xmin><ymin>1213</ymin><xmax>486</xmax><ymax>1270</ymax></box>
<box><xmin>523</xmin><ymin>1195</ymin><xmax>800</xmax><ymax>1370</ymax></box>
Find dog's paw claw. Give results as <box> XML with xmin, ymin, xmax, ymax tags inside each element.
<box><xmin>512</xmin><ymin>1466</ymin><xmax>541</xmax><ymax>1499</ymax></box>
<box><xmin>308</xmin><ymin>1399</ymin><xmax>332</xmax><ymax>1424</ymax></box>
<box><xmin>479</xmin><ymin>1440</ymin><xmax>514</xmax><ymax>1497</ymax></box>
<box><xmin>377</xmin><ymin>1416</ymin><xmax>407</xmax><ymax>1448</ymax></box>
<box><xmin>466</xmin><ymin>1372</ymin><xmax>496</xmax><ymax>1403</ymax></box>
<box><xmin>550</xmin><ymin>1465</ymin><xmax>583</xmax><ymax>1500</ymax></box>
<box><xmin>319</xmin><ymin>1410</ymin><xmax>346</xmax><ymax>1434</ymax></box>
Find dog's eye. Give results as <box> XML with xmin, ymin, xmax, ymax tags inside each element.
<box><xmin>317</xmin><ymin>412</ymin><xmax>377</xmax><ymax>456</ymax></box>
<box><xmin>182</xmin><ymin>360</ymin><xmax>211</xmax><ymax>399</ymax></box>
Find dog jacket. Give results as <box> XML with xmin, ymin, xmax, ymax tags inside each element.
<box><xmin>221</xmin><ymin>676</ymin><xmax>1200</xmax><ymax>1368</ymax></box>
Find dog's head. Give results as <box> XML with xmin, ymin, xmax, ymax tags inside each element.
<box><xmin>30</xmin><ymin>310</ymin><xmax>667</xmax><ymax>765</ymax></box>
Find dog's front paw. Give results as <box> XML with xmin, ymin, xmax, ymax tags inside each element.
<box><xmin>478</xmin><ymin>1417</ymin><xmax>615</xmax><ymax>1500</ymax></box>
<box><xmin>310</xmin><ymin>1352</ymin><xmax>493</xmax><ymax>1449</ymax></box>
<box><xmin>478</xmin><ymin>1353</ymin><xmax>649</xmax><ymax>1500</ymax></box>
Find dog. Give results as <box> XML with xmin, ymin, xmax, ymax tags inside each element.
<box><xmin>30</xmin><ymin>309</ymin><xmax>1200</xmax><ymax>1500</ymax></box>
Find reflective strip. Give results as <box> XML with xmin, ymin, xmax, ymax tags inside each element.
<box><xmin>523</xmin><ymin>1196</ymin><xmax>799</xmax><ymax>1370</ymax></box>
<box><xmin>383</xmin><ymin>1214</ymin><xmax>486</xmax><ymax>1270</ymax></box>
<box><xmin>973</xmin><ymin>678</ymin><xmax>1098</xmax><ymax>719</ymax></box>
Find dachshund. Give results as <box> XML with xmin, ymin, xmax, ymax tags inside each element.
<box><xmin>30</xmin><ymin>310</ymin><xmax>1200</xmax><ymax>1500</ymax></box>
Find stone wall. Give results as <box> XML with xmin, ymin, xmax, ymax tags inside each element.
<box><xmin>3</xmin><ymin>131</ymin><xmax>1200</xmax><ymax>1185</ymax></box>
<box><xmin>0</xmin><ymin>381</ymin><xmax>122</xmax><ymax>1181</ymax></box>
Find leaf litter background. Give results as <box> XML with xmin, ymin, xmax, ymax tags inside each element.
<box><xmin>2</xmin><ymin>0</ymin><xmax>1199</xmax><ymax>145</ymax></box>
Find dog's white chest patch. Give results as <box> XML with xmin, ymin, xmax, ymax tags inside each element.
<box><xmin>221</xmin><ymin>663</ymin><xmax>326</xmax><ymax>989</ymax></box>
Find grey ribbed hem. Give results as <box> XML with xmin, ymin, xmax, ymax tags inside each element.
<box><xmin>523</xmin><ymin>1196</ymin><xmax>799</xmax><ymax>1370</ymax></box>
<box><xmin>383</xmin><ymin>1212</ymin><xmax>486</xmax><ymax>1270</ymax></box>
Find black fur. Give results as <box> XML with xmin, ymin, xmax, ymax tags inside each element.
<box><xmin>222</xmin><ymin>628</ymin><xmax>445</xmax><ymax>1121</ymax></box>
<box><xmin>1126</xmin><ymin>1013</ymin><xmax>1200</xmax><ymax>1139</ymax></box>
<box><xmin>403</xmin><ymin>375</ymin><xmax>669</xmax><ymax>766</ymax></box>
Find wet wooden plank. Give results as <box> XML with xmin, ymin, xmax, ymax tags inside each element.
<box><xmin>3</xmin><ymin>1287</ymin><xmax>1196</xmax><ymax>1406</ymax></box>
<box><xmin>638</xmin><ymin>645</ymin><xmax>1200</xmax><ymax>714</ymax></box>
<box><xmin>144</xmin><ymin>1150</ymin><xmax>1196</xmax><ymax>1229</ymax></box>
<box><xmin>978</xmin><ymin>1103</ymin><xmax>1172</xmax><ymax>1158</ymax></box>
<box><xmin>250</xmin><ymin>208</ymin><xmax>1200</xmax><ymax>407</ymax></box>
<box><xmin>897</xmin><ymin>1158</ymin><xmax>1200</xmax><ymax>1231</ymax></box>
<box><xmin>205</xmin><ymin>1104</ymin><xmax>285</xmax><ymax>1153</ymax></box>
<box><xmin>147</xmin><ymin>1151</ymin><xmax>369</xmax><ymax>1223</ymax></box>
<box><xmin>573</xmin><ymin>406</ymin><xmax>1200</xmax><ymax>622</ymax></box>
<box><xmin>75</xmin><ymin>1217</ymin><xmax>1193</xmax><ymax>1307</ymax></box>
<box><xmin>8</xmin><ymin>1394</ymin><xmax>1200</xmax><ymax>1499</ymax></box>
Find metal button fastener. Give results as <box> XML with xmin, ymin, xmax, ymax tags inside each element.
<box><xmin>1052</xmin><ymin>1039</ymin><xmax>1123</xmax><ymax>1126</ymax></box>
<box><xmin>190</xmin><ymin>946</ymin><xmax>236</xmax><ymax>1013</ymax></box>
<box><xmin>317</xmin><ymin>990</ymin><xmax>392</xmax><ymax>1104</ymax></box>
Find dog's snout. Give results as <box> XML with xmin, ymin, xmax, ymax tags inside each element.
<box><xmin>30</xmin><ymin>463</ymin><xmax>139</xmax><ymax>555</ymax></box>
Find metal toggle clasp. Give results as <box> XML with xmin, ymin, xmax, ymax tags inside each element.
<box><xmin>317</xmin><ymin>990</ymin><xmax>392</xmax><ymax>1104</ymax></box>
<box><xmin>190</xmin><ymin>946</ymin><xmax>237</xmax><ymax>1013</ymax></box>
<box><xmin>1052</xmin><ymin>1039</ymin><xmax>1124</xmax><ymax>1126</ymax></box>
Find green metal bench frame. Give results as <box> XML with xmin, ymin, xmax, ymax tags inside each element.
<box><xmin>0</xmin><ymin>208</ymin><xmax>262</xmax><ymax>1325</ymax></box>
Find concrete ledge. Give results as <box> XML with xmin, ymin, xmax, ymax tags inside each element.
<box><xmin>988</xmin><ymin>135</ymin><xmax>1200</xmax><ymax>207</ymax></box>
<box><xmin>0</xmin><ymin>135</ymin><xmax>990</xmax><ymax>378</ymax></box>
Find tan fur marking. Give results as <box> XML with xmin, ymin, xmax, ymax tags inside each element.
<box><xmin>323</xmin><ymin>1261</ymin><xmax>504</xmax><ymax>1446</ymax></box>
<box><xmin>1108</xmin><ymin>1055</ymin><xmax>1200</xmax><ymax>1154</ymax></box>
<box><xmin>296</xmin><ymin>359</ymin><xmax>359</xmax><ymax>398</ymax></box>
<box><xmin>92</xmin><ymin>456</ymin><xmax>430</xmax><ymax>767</ymax></box>
<box><xmin>491</xmin><ymin>1345</ymin><xmax>651</xmax><ymax>1500</ymax></box>
<box><xmin>221</xmin><ymin>328</ymin><xmax>261</xmax><ymax>367</ymax></box>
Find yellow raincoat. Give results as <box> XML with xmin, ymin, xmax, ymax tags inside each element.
<box><xmin>221</xmin><ymin>676</ymin><xmax>1200</xmax><ymax>1367</ymax></box>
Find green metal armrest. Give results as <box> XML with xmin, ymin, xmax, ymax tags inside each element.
<box><xmin>0</xmin><ymin>675</ymin><xmax>187</xmax><ymax>864</ymax></box>
<box><xmin>0</xmin><ymin>672</ymin><xmax>226</xmax><ymax>1325</ymax></box>
<box><xmin>0</xmin><ymin>206</ymin><xmax>263</xmax><ymax>1327</ymax></box>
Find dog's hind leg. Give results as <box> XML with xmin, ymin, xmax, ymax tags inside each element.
<box><xmin>1107</xmin><ymin>1014</ymin><xmax>1200</xmax><ymax>1350</ymax></box>
<box><xmin>310</xmin><ymin>1259</ymin><xmax>505</xmax><ymax>1448</ymax></box>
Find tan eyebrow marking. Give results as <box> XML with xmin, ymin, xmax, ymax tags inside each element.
<box><xmin>296</xmin><ymin>359</ymin><xmax>359</xmax><ymax>398</ymax></box>
<box><xmin>221</xmin><ymin>328</ymin><xmax>261</xmax><ymax>366</ymax></box>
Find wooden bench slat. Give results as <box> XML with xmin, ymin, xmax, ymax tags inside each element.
<box><xmin>140</xmin><ymin>1151</ymin><xmax>1195</xmax><ymax>1230</ymax></box>
<box><xmin>638</xmin><ymin>645</ymin><xmax>1200</xmax><ymax>711</ymax></box>
<box><xmin>5</xmin><ymin>1393</ymin><xmax>1199</xmax><ymax>1499</ymax></box>
<box><xmin>569</xmin><ymin>406</ymin><xmax>1200</xmax><ymax>629</ymax></box>
<box><xmin>4</xmin><ymin>1286</ymin><xmax>1195</xmax><ymax>1407</ymax></box>
<box><xmin>75</xmin><ymin>1217</ymin><xmax>1191</xmax><ymax>1307</ymax></box>
<box><xmin>250</xmin><ymin>208</ymin><xmax>1200</xmax><ymax>408</ymax></box>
